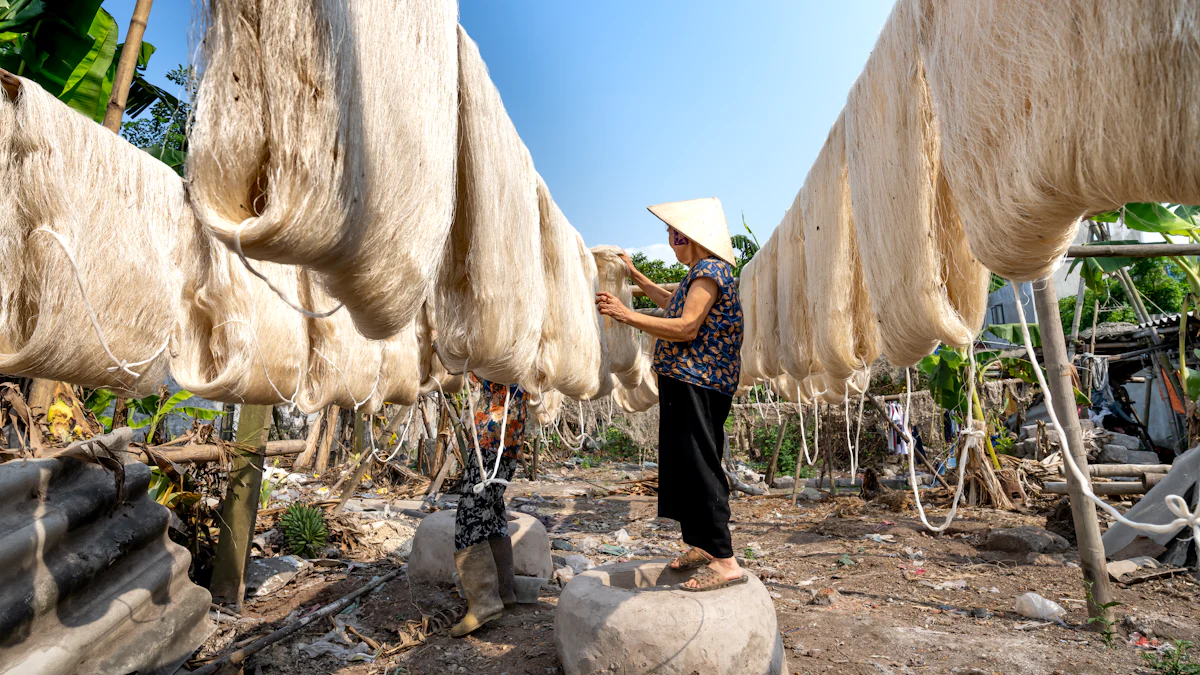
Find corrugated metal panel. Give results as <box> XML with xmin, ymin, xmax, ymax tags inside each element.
<box><xmin>0</xmin><ymin>430</ymin><xmax>213</xmax><ymax>675</ymax></box>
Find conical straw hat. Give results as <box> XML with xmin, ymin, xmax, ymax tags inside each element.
<box><xmin>647</xmin><ymin>197</ymin><xmax>737</xmax><ymax>265</ymax></box>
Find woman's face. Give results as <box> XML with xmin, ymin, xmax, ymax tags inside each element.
<box><xmin>668</xmin><ymin>227</ymin><xmax>698</xmax><ymax>265</ymax></box>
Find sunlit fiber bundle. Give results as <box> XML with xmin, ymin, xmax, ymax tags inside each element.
<box><xmin>753</xmin><ymin>233</ymin><xmax>784</xmax><ymax>379</ymax></box>
<box><xmin>802</xmin><ymin>112</ymin><xmax>880</xmax><ymax>382</ymax></box>
<box><xmin>737</xmin><ymin>253</ymin><xmax>764</xmax><ymax>383</ymax></box>
<box><xmin>614</xmin><ymin>369</ymin><xmax>659</xmax><ymax>413</ymax></box>
<box><xmin>529</xmin><ymin>389</ymin><xmax>564</xmax><ymax>427</ymax></box>
<box><xmin>576</xmin><ymin>232</ymin><xmax>613</xmax><ymax>399</ymax></box>
<box><xmin>417</xmin><ymin>303</ymin><xmax>464</xmax><ymax>395</ymax></box>
<box><xmin>172</xmin><ymin>242</ymin><xmax>308</xmax><ymax>404</ymax></box>
<box><xmin>0</xmin><ymin>79</ymin><xmax>182</xmax><ymax>394</ymax></box>
<box><xmin>435</xmin><ymin>25</ymin><xmax>545</xmax><ymax>385</ymax></box>
<box><xmin>775</xmin><ymin>192</ymin><xmax>820</xmax><ymax>382</ymax></box>
<box><xmin>0</xmin><ymin>93</ymin><xmax>20</xmax><ymax>352</ymax></box>
<box><xmin>844</xmin><ymin>1</ymin><xmax>987</xmax><ymax>366</ymax></box>
<box><xmin>591</xmin><ymin>246</ymin><xmax>641</xmax><ymax>385</ymax></box>
<box><xmin>377</xmin><ymin>321</ymin><xmax>424</xmax><ymax>408</ymax></box>
<box><xmin>297</xmin><ymin>273</ymin><xmax>385</xmax><ymax>413</ymax></box>
<box><xmin>532</xmin><ymin>177</ymin><xmax>604</xmax><ymax>399</ymax></box>
<box><xmin>188</xmin><ymin>0</ymin><xmax>458</xmax><ymax>338</ymax></box>
<box><xmin>917</xmin><ymin>0</ymin><xmax>1200</xmax><ymax>281</ymax></box>
<box><xmin>770</xmin><ymin>374</ymin><xmax>809</xmax><ymax>405</ymax></box>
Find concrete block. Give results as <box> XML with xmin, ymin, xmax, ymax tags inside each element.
<box><xmin>1097</xmin><ymin>446</ymin><xmax>1160</xmax><ymax>465</ymax></box>
<box><xmin>555</xmin><ymin>560</ymin><xmax>787</xmax><ymax>675</ymax></box>
<box><xmin>407</xmin><ymin>510</ymin><xmax>552</xmax><ymax>585</ymax></box>
<box><xmin>1106</xmin><ymin>432</ymin><xmax>1142</xmax><ymax>451</ymax></box>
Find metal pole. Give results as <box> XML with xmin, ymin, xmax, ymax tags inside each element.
<box><xmin>1031</xmin><ymin>280</ymin><xmax>1115</xmax><ymax>626</ymax></box>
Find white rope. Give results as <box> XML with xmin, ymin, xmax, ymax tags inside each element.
<box><xmin>1010</xmin><ymin>283</ymin><xmax>1200</xmax><ymax>557</ymax></box>
<box><xmin>904</xmin><ymin>364</ymin><xmax>974</xmax><ymax>533</ymax></box>
<box><xmin>799</xmin><ymin>402</ymin><xmax>816</xmax><ymax>465</ymax></box>
<box><xmin>460</xmin><ymin>369</ymin><xmax>514</xmax><ymax>494</ymax></box>
<box><xmin>231</xmin><ymin>227</ymin><xmax>343</xmax><ymax>319</ymax></box>
<box><xmin>853</xmin><ymin>385</ymin><xmax>867</xmax><ymax>475</ymax></box>
<box><xmin>312</xmin><ymin>347</ymin><xmax>381</xmax><ymax>411</ymax></box>
<box><xmin>33</xmin><ymin>228</ymin><xmax>169</xmax><ymax>381</ymax></box>
<box><xmin>844</xmin><ymin>397</ymin><xmax>856</xmax><ymax>477</ymax></box>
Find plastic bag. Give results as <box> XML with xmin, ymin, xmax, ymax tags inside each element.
<box><xmin>1014</xmin><ymin>592</ymin><xmax>1067</xmax><ymax>623</ymax></box>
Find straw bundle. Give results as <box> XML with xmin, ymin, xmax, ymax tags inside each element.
<box><xmin>918</xmin><ymin>0</ymin><xmax>1200</xmax><ymax>280</ymax></box>
<box><xmin>532</xmin><ymin>178</ymin><xmax>605</xmax><ymax>399</ymax></box>
<box><xmin>435</xmin><ymin>26</ymin><xmax>545</xmax><ymax>384</ymax></box>
<box><xmin>737</xmin><ymin>253</ymin><xmax>764</xmax><ymax>383</ymax></box>
<box><xmin>172</xmin><ymin>241</ymin><xmax>308</xmax><ymax>404</ymax></box>
<box><xmin>844</xmin><ymin>1</ymin><xmax>988</xmax><ymax>366</ymax></box>
<box><xmin>801</xmin><ymin>113</ymin><xmax>880</xmax><ymax>382</ymax></box>
<box><xmin>188</xmin><ymin>0</ymin><xmax>459</xmax><ymax>338</ymax></box>
<box><xmin>775</xmin><ymin>192</ymin><xmax>820</xmax><ymax>382</ymax></box>
<box><xmin>591</xmin><ymin>246</ymin><xmax>641</xmax><ymax>382</ymax></box>
<box><xmin>297</xmin><ymin>273</ymin><xmax>385</xmax><ymax>413</ymax></box>
<box><xmin>753</xmin><ymin>233</ymin><xmax>784</xmax><ymax>379</ymax></box>
<box><xmin>0</xmin><ymin>79</ymin><xmax>183</xmax><ymax>394</ymax></box>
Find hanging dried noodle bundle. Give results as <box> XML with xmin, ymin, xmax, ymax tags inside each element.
<box><xmin>188</xmin><ymin>0</ymin><xmax>458</xmax><ymax>338</ymax></box>
<box><xmin>0</xmin><ymin>80</ymin><xmax>183</xmax><ymax>394</ymax></box>
<box><xmin>532</xmin><ymin>177</ymin><xmax>605</xmax><ymax>399</ymax></box>
<box><xmin>297</xmin><ymin>273</ymin><xmax>385</xmax><ymax>413</ymax></box>
<box><xmin>591</xmin><ymin>246</ymin><xmax>642</xmax><ymax>386</ymax></box>
<box><xmin>576</xmin><ymin>232</ymin><xmax>613</xmax><ymax>399</ymax></box>
<box><xmin>737</xmin><ymin>253</ymin><xmax>764</xmax><ymax>383</ymax></box>
<box><xmin>435</xmin><ymin>25</ymin><xmax>545</xmax><ymax>384</ymax></box>
<box><xmin>753</xmin><ymin>232</ymin><xmax>783</xmax><ymax>379</ymax></box>
<box><xmin>775</xmin><ymin>191</ymin><xmax>820</xmax><ymax>382</ymax></box>
<box><xmin>917</xmin><ymin>0</ymin><xmax>1200</xmax><ymax>281</ymax></box>
<box><xmin>801</xmin><ymin>113</ymin><xmax>879</xmax><ymax>382</ymax></box>
<box><xmin>529</xmin><ymin>389</ymin><xmax>563</xmax><ymax>427</ymax></box>
<box><xmin>844</xmin><ymin>0</ymin><xmax>988</xmax><ymax>366</ymax></box>
<box><xmin>172</xmin><ymin>240</ymin><xmax>308</xmax><ymax>404</ymax></box>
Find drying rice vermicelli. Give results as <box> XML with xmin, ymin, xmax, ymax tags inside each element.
<box><xmin>776</xmin><ymin>191</ymin><xmax>820</xmax><ymax>382</ymax></box>
<box><xmin>591</xmin><ymin>246</ymin><xmax>641</xmax><ymax>386</ymax></box>
<box><xmin>753</xmin><ymin>233</ymin><xmax>783</xmax><ymax>379</ymax></box>
<box><xmin>737</xmin><ymin>253</ymin><xmax>764</xmax><ymax>383</ymax></box>
<box><xmin>435</xmin><ymin>25</ymin><xmax>545</xmax><ymax>385</ymax></box>
<box><xmin>1</xmin><ymin>79</ymin><xmax>183</xmax><ymax>394</ymax></box>
<box><xmin>916</xmin><ymin>0</ymin><xmax>1200</xmax><ymax>280</ymax></box>
<box><xmin>189</xmin><ymin>0</ymin><xmax>459</xmax><ymax>338</ymax></box>
<box><xmin>297</xmin><ymin>272</ymin><xmax>385</xmax><ymax>413</ymax></box>
<box><xmin>845</xmin><ymin>0</ymin><xmax>988</xmax><ymax>366</ymax></box>
<box><xmin>802</xmin><ymin>112</ymin><xmax>880</xmax><ymax>382</ymax></box>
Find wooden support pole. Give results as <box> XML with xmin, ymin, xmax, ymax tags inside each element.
<box><xmin>293</xmin><ymin>408</ymin><xmax>325</xmax><ymax>470</ymax></box>
<box><xmin>764</xmin><ymin>415</ymin><xmax>790</xmax><ymax>487</ymax></box>
<box><xmin>210</xmin><ymin>404</ymin><xmax>271</xmax><ymax>610</ymax></box>
<box><xmin>532</xmin><ymin>434</ymin><xmax>540</xmax><ymax>479</ymax></box>
<box><xmin>334</xmin><ymin>411</ymin><xmax>372</xmax><ymax>513</ymax></box>
<box><xmin>103</xmin><ymin>0</ymin><xmax>154</xmax><ymax>131</ymax></box>
<box><xmin>1067</xmin><ymin>242</ymin><xmax>1200</xmax><ymax>258</ymax></box>
<box><xmin>313</xmin><ymin>404</ymin><xmax>340</xmax><ymax>474</ymax></box>
<box><xmin>1031</xmin><ymin>280</ymin><xmax>1115</xmax><ymax>626</ymax></box>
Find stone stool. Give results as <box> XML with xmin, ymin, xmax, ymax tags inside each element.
<box><xmin>555</xmin><ymin>559</ymin><xmax>788</xmax><ymax>675</ymax></box>
<box><xmin>407</xmin><ymin>510</ymin><xmax>553</xmax><ymax>584</ymax></box>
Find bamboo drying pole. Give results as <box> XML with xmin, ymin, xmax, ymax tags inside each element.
<box><xmin>764</xmin><ymin>414</ymin><xmax>791</xmax><ymax>487</ymax></box>
<box><xmin>103</xmin><ymin>0</ymin><xmax>154</xmax><ymax>131</ymax></box>
<box><xmin>1030</xmin><ymin>281</ymin><xmax>1115</xmax><ymax>626</ymax></box>
<box><xmin>210</xmin><ymin>405</ymin><xmax>272</xmax><ymax>610</ymax></box>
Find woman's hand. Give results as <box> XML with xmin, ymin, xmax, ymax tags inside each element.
<box><xmin>596</xmin><ymin>291</ymin><xmax>634</xmax><ymax>324</ymax></box>
<box><xmin>618</xmin><ymin>251</ymin><xmax>637</xmax><ymax>277</ymax></box>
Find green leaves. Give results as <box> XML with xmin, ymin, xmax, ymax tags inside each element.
<box><xmin>127</xmin><ymin>389</ymin><xmax>224</xmax><ymax>444</ymax></box>
<box><xmin>983</xmin><ymin>323</ymin><xmax>1041</xmax><ymax>348</ymax></box>
<box><xmin>141</xmin><ymin>144</ymin><xmax>185</xmax><ymax>173</ymax></box>
<box><xmin>1123</xmin><ymin>203</ymin><xmax>1197</xmax><ymax>236</ymax></box>
<box><xmin>0</xmin><ymin>0</ymin><xmax>47</xmax><ymax>33</ymax></box>
<box><xmin>1068</xmin><ymin>240</ymin><xmax>1138</xmax><ymax>290</ymax></box>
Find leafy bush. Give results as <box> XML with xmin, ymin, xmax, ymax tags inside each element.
<box><xmin>279</xmin><ymin>504</ymin><xmax>328</xmax><ymax>558</ymax></box>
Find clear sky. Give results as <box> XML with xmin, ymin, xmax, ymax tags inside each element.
<box><xmin>107</xmin><ymin>0</ymin><xmax>894</xmax><ymax>261</ymax></box>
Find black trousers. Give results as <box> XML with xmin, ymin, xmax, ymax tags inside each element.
<box><xmin>657</xmin><ymin>374</ymin><xmax>735</xmax><ymax>559</ymax></box>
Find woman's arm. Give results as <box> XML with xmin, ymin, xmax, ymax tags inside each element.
<box><xmin>596</xmin><ymin>277</ymin><xmax>719</xmax><ymax>342</ymax></box>
<box><xmin>621</xmin><ymin>252</ymin><xmax>673</xmax><ymax>309</ymax></box>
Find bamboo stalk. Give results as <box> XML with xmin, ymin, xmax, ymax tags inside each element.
<box><xmin>102</xmin><ymin>0</ymin><xmax>154</xmax><ymax>131</ymax></box>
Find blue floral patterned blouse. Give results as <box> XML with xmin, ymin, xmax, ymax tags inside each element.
<box><xmin>652</xmin><ymin>257</ymin><xmax>743</xmax><ymax>396</ymax></box>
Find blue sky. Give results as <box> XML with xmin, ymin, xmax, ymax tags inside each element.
<box><xmin>108</xmin><ymin>1</ymin><xmax>893</xmax><ymax>261</ymax></box>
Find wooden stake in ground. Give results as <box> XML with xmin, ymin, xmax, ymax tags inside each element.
<box><xmin>210</xmin><ymin>404</ymin><xmax>271</xmax><ymax>610</ymax></box>
<box><xmin>293</xmin><ymin>408</ymin><xmax>325</xmax><ymax>470</ymax></box>
<box><xmin>1031</xmin><ymin>280</ymin><xmax>1115</xmax><ymax>626</ymax></box>
<box><xmin>765</xmin><ymin>414</ymin><xmax>790</xmax><ymax>488</ymax></box>
<box><xmin>103</xmin><ymin>0</ymin><xmax>154</xmax><ymax>131</ymax></box>
<box><xmin>334</xmin><ymin>411</ymin><xmax>373</xmax><ymax>513</ymax></box>
<box><xmin>314</xmin><ymin>404</ymin><xmax>341</xmax><ymax>474</ymax></box>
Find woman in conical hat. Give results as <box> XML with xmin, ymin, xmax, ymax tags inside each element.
<box><xmin>595</xmin><ymin>197</ymin><xmax>746</xmax><ymax>592</ymax></box>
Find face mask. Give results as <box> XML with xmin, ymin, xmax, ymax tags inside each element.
<box><xmin>670</xmin><ymin>228</ymin><xmax>690</xmax><ymax>246</ymax></box>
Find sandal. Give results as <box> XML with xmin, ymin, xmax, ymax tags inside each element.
<box><xmin>678</xmin><ymin>567</ymin><xmax>749</xmax><ymax>593</ymax></box>
<box><xmin>666</xmin><ymin>547</ymin><xmax>711</xmax><ymax>571</ymax></box>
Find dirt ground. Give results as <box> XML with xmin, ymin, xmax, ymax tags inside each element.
<box><xmin>195</xmin><ymin>463</ymin><xmax>1200</xmax><ymax>675</ymax></box>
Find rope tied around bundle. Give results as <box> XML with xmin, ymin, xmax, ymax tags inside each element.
<box><xmin>32</xmin><ymin>228</ymin><xmax>168</xmax><ymax>381</ymax></box>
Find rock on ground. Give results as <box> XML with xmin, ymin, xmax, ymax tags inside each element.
<box><xmin>1097</xmin><ymin>445</ymin><xmax>1160</xmax><ymax>465</ymax></box>
<box><xmin>985</xmin><ymin>526</ymin><xmax>1070</xmax><ymax>555</ymax></box>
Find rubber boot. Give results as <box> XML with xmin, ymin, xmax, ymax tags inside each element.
<box><xmin>450</xmin><ymin>542</ymin><xmax>504</xmax><ymax>638</ymax></box>
<box><xmin>489</xmin><ymin>535</ymin><xmax>517</xmax><ymax>608</ymax></box>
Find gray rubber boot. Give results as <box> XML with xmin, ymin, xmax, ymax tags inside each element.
<box><xmin>450</xmin><ymin>542</ymin><xmax>505</xmax><ymax>638</ymax></box>
<box><xmin>489</xmin><ymin>535</ymin><xmax>517</xmax><ymax>608</ymax></box>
